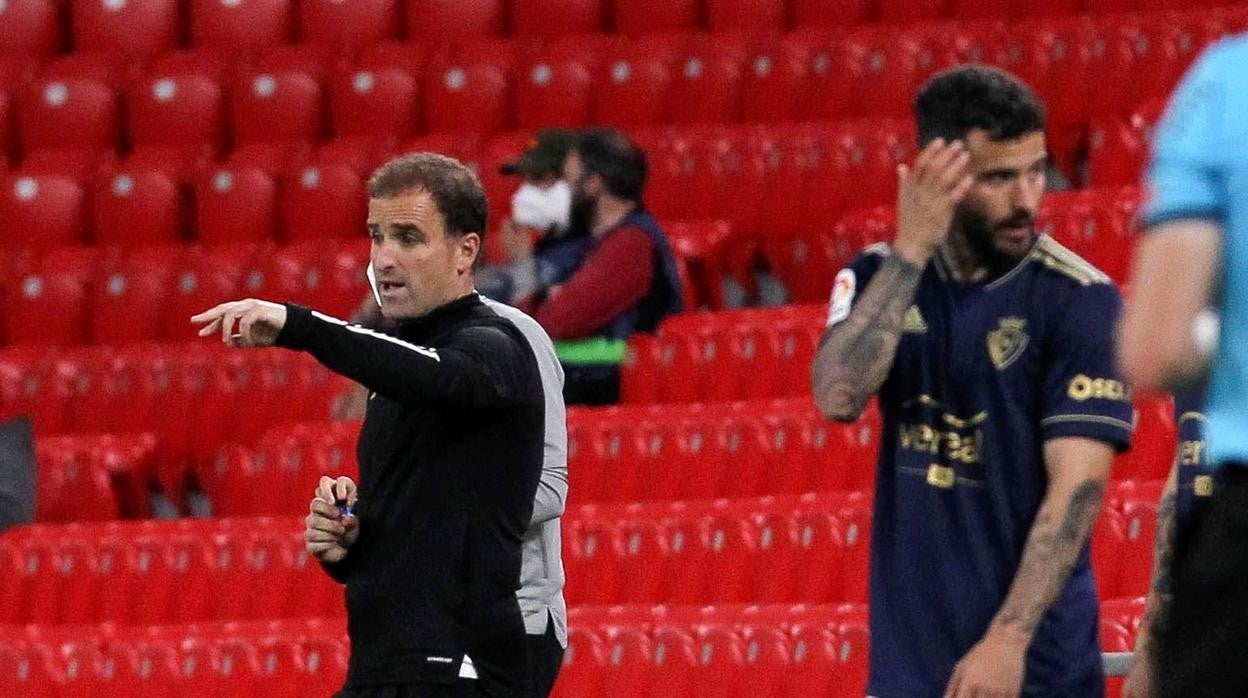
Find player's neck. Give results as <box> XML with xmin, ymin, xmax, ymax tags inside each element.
<box><xmin>941</xmin><ymin>231</ymin><xmax>990</xmax><ymax>283</ymax></box>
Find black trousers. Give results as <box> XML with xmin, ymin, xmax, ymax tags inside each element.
<box><xmin>1157</xmin><ymin>467</ymin><xmax>1248</xmax><ymax>698</ymax></box>
<box><xmin>526</xmin><ymin>615</ymin><xmax>565</xmax><ymax>698</ymax></box>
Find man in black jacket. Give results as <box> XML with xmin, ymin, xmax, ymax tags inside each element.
<box><xmin>191</xmin><ymin>154</ymin><xmax>545</xmax><ymax>698</ymax></box>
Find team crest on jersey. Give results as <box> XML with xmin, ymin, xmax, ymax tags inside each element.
<box><xmin>987</xmin><ymin>317</ymin><xmax>1029</xmax><ymax>370</ymax></box>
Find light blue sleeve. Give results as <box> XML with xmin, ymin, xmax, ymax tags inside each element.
<box><xmin>1142</xmin><ymin>38</ymin><xmax>1247</xmax><ymax>227</ymax></box>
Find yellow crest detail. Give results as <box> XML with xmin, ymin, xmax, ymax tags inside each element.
<box><xmin>987</xmin><ymin>317</ymin><xmax>1029</xmax><ymax>370</ymax></box>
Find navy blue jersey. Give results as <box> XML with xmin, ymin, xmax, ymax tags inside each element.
<box><xmin>828</xmin><ymin>237</ymin><xmax>1133</xmax><ymax>697</ymax></box>
<box><xmin>1173</xmin><ymin>392</ymin><xmax>1212</xmax><ymax>528</ymax></box>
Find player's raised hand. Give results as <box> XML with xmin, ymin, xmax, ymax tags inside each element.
<box><xmin>895</xmin><ymin>138</ymin><xmax>974</xmax><ymax>266</ymax></box>
<box><xmin>191</xmin><ymin>298</ymin><xmax>287</xmax><ymax>348</ymax></box>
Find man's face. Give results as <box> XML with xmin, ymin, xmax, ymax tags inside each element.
<box><xmin>953</xmin><ymin>129</ymin><xmax>1048</xmax><ymax>265</ymax></box>
<box><xmin>367</xmin><ymin>189</ymin><xmax>477</xmax><ymax>320</ymax></box>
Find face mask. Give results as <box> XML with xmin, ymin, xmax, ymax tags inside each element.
<box><xmin>511</xmin><ymin>180</ymin><xmax>571</xmax><ymax>234</ymax></box>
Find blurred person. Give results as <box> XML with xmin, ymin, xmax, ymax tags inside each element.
<box><xmin>192</xmin><ymin>153</ymin><xmax>545</xmax><ymax>698</ymax></box>
<box><xmin>1123</xmin><ymin>393</ymin><xmax>1211</xmax><ymax>698</ymax></box>
<box><xmin>811</xmin><ymin>66</ymin><xmax>1131</xmax><ymax>697</ymax></box>
<box><xmin>516</xmin><ymin>128</ymin><xmax>683</xmax><ymax>405</ymax></box>
<box><xmin>479</xmin><ymin>129</ymin><xmax>587</xmax><ymax>304</ymax></box>
<box><xmin>1117</xmin><ymin>34</ymin><xmax>1248</xmax><ymax>698</ymax></box>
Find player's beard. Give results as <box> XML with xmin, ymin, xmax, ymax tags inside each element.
<box><xmin>953</xmin><ymin>203</ymin><xmax>1034</xmax><ymax>274</ymax></box>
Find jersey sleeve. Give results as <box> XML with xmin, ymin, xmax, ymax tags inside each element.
<box><xmin>1142</xmin><ymin>40</ymin><xmax>1238</xmax><ymax>228</ymax></box>
<box><xmin>824</xmin><ymin>246</ymin><xmax>889</xmax><ymax>329</ymax></box>
<box><xmin>1041</xmin><ymin>283</ymin><xmax>1134</xmax><ymax>450</ymax></box>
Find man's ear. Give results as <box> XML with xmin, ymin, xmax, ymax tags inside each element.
<box><xmin>458</xmin><ymin>232</ymin><xmax>482</xmax><ymax>274</ymax></box>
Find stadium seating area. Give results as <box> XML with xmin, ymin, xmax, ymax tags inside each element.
<box><xmin>3</xmin><ymin>0</ymin><xmax>1240</xmax><ymax>694</ymax></box>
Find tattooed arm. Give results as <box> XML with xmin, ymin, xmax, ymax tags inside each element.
<box><xmin>811</xmin><ymin>254</ymin><xmax>923</xmax><ymax>421</ymax></box>
<box><xmin>945</xmin><ymin>437</ymin><xmax>1114</xmax><ymax>698</ymax></box>
<box><xmin>811</xmin><ymin>137</ymin><xmax>973</xmax><ymax>422</ymax></box>
<box><xmin>1122</xmin><ymin>465</ymin><xmax>1180</xmax><ymax>698</ymax></box>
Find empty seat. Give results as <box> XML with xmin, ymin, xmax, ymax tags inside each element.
<box><xmin>330</xmin><ymin>69</ymin><xmax>419</xmax><ymax>141</ymax></box>
<box><xmin>19</xmin><ymin>77</ymin><xmax>119</xmax><ymax>155</ymax></box>
<box><xmin>592</xmin><ymin>42</ymin><xmax>674</xmax><ymax>127</ymax></box>
<box><xmin>611</xmin><ymin>0</ymin><xmax>696</xmax><ymax>35</ymax></box>
<box><xmin>280</xmin><ymin>164</ymin><xmax>367</xmax><ymax>241</ymax></box>
<box><xmin>299</xmin><ymin>0</ymin><xmax>398</xmax><ymax>49</ymax></box>
<box><xmin>423</xmin><ymin>61</ymin><xmax>510</xmax><ymax>134</ymax></box>
<box><xmin>127</xmin><ymin>74</ymin><xmax>226</xmax><ymax>165</ymax></box>
<box><xmin>0</xmin><ymin>174</ymin><xmax>88</xmax><ymax>249</ymax></box>
<box><xmin>792</xmin><ymin>0</ymin><xmax>870</xmax><ymax>27</ymax></box>
<box><xmin>193</xmin><ymin>168</ymin><xmax>278</xmax><ymax>244</ymax></box>
<box><xmin>406</xmin><ymin>0</ymin><xmax>503</xmax><ymax>40</ymax></box>
<box><xmin>742</xmin><ymin>40</ymin><xmax>810</xmax><ymax>123</ymax></box>
<box><xmin>512</xmin><ymin>0</ymin><xmax>604</xmax><ymax>39</ymax></box>
<box><xmin>513</xmin><ymin>54</ymin><xmax>594</xmax><ymax>129</ymax></box>
<box><xmin>668</xmin><ymin>38</ymin><xmax>745</xmax><ymax>125</ymax></box>
<box><xmin>71</xmin><ymin>0</ymin><xmax>178</xmax><ymax>61</ymax></box>
<box><xmin>189</xmin><ymin>0</ymin><xmax>293</xmax><ymax>51</ymax></box>
<box><xmin>231</xmin><ymin>71</ymin><xmax>325</xmax><ymax>145</ymax></box>
<box><xmin>92</xmin><ymin>170</ymin><xmax>184</xmax><ymax>247</ymax></box>
<box><xmin>0</xmin><ymin>0</ymin><xmax>62</xmax><ymax>60</ymax></box>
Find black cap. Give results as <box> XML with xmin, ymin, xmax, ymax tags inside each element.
<box><xmin>499</xmin><ymin>129</ymin><xmax>577</xmax><ymax>177</ymax></box>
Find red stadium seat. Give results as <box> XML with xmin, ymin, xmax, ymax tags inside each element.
<box><xmin>611</xmin><ymin>0</ymin><xmax>696</xmax><ymax>35</ymax></box>
<box><xmin>0</xmin><ymin>174</ymin><xmax>88</xmax><ymax>250</ymax></box>
<box><xmin>88</xmin><ymin>254</ymin><xmax>179</xmax><ymax>345</ymax></box>
<box><xmin>127</xmin><ymin>74</ymin><xmax>226</xmax><ymax>164</ymax></box>
<box><xmin>707</xmin><ymin>0</ymin><xmax>786</xmax><ymax>34</ymax></box>
<box><xmin>599</xmin><ymin>627</ymin><xmax>652</xmax><ymax>698</ymax></box>
<box><xmin>702</xmin><ymin>514</ymin><xmax>755</xmax><ymax>602</ymax></box>
<box><xmin>592</xmin><ymin>40</ymin><xmax>675</xmax><ymax>127</ymax></box>
<box><xmin>330</xmin><ymin>69</ymin><xmax>419</xmax><ymax>141</ymax></box>
<box><xmin>1118</xmin><ymin>393</ymin><xmax>1177</xmax><ymax>482</ymax></box>
<box><xmin>691</xmin><ymin>625</ymin><xmax>745</xmax><ymax>693</ymax></box>
<box><xmin>19</xmin><ymin>77</ymin><xmax>119</xmax><ymax>155</ymax></box>
<box><xmin>0</xmin><ymin>0</ymin><xmax>61</xmax><ymax>60</ymax></box>
<box><xmin>299</xmin><ymin>0</ymin><xmax>398</xmax><ymax>49</ymax></box>
<box><xmin>790</xmin><ymin>510</ymin><xmax>841</xmax><ymax>603</ymax></box>
<box><xmin>71</xmin><ymin>0</ymin><xmax>178</xmax><ymax>62</ymax></box>
<box><xmin>92</xmin><ymin>170</ymin><xmax>185</xmax><ymax>247</ymax></box>
<box><xmin>742</xmin><ymin>40</ymin><xmax>810</xmax><ymax>123</ymax></box>
<box><xmin>565</xmin><ymin>518</ymin><xmax>619</xmax><ymax>605</ymax></box>
<box><xmin>193</xmin><ymin>168</ymin><xmax>278</xmax><ymax>244</ymax></box>
<box><xmin>668</xmin><ymin>37</ymin><xmax>746</xmax><ymax>125</ymax></box>
<box><xmin>406</xmin><ymin>0</ymin><xmax>503</xmax><ymax>39</ymax></box>
<box><xmin>189</xmin><ymin>0</ymin><xmax>293</xmax><ymax>51</ymax></box>
<box><xmin>786</xmin><ymin>624</ymin><xmax>839</xmax><ymax>697</ymax></box>
<box><xmin>423</xmin><ymin>61</ymin><xmax>510</xmax><ymax>135</ymax></box>
<box><xmin>512</xmin><ymin>0</ymin><xmax>604</xmax><ymax>39</ymax></box>
<box><xmin>833</xmin><ymin>611</ymin><xmax>871</xmax><ymax>696</ymax></box>
<box><xmin>738</xmin><ymin>625</ymin><xmax>791</xmax><ymax>698</ymax></box>
<box><xmin>231</xmin><ymin>71</ymin><xmax>325</xmax><ymax>146</ymax></box>
<box><xmin>513</xmin><ymin>53</ymin><xmax>594</xmax><ymax>130</ymax></box>
<box><xmin>281</xmin><ymin>164</ymin><xmax>367</xmax><ymax>242</ymax></box>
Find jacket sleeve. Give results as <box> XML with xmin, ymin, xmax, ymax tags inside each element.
<box><xmin>276</xmin><ymin>304</ymin><xmax>534</xmax><ymax>410</ymax></box>
<box><xmin>319</xmin><ymin>557</ymin><xmax>353</xmax><ymax>584</ymax></box>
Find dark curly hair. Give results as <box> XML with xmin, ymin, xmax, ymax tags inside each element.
<box><xmin>914</xmin><ymin>65</ymin><xmax>1046</xmax><ymax>146</ymax></box>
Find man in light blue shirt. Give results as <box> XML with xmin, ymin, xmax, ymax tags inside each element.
<box><xmin>1117</xmin><ymin>34</ymin><xmax>1248</xmax><ymax>698</ymax></box>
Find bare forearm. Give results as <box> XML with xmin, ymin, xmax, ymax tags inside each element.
<box><xmin>993</xmin><ymin>479</ymin><xmax>1106</xmax><ymax>639</ymax></box>
<box><xmin>1136</xmin><ymin>479</ymin><xmax>1179</xmax><ymax>657</ymax></box>
<box><xmin>811</xmin><ymin>254</ymin><xmax>923</xmax><ymax>421</ymax></box>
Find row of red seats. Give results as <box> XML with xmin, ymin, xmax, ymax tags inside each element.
<box><xmin>0</xmin><ymin>241</ymin><xmax>369</xmax><ymax>343</ymax></box>
<box><xmin>7</xmin><ymin>0</ymin><xmax>1233</xmax><ymax>64</ymax></box>
<box><xmin>1</xmin><ymin>343</ymin><xmax>354</xmax><ymax>504</ymax></box>
<box><xmin>557</xmin><ymin>597</ymin><xmax>1145</xmax><ymax>698</ymax></box>
<box><xmin>568</xmin><ymin>398</ymin><xmax>880</xmax><ymax>503</ymax></box>
<box><xmin>34</xmin><ymin>433</ymin><xmax>159</xmax><ymax>522</ymax></box>
<box><xmin>565</xmin><ymin>491</ymin><xmax>873</xmax><ymax>607</ymax></box>
<box><xmin>0</xmin><ymin>616</ymin><xmax>347</xmax><ymax>697</ymax></box>
<box><xmin>3</xmin><ymin>12</ymin><xmax>1239</xmax><ymax>159</ymax></box>
<box><xmin>0</xmin><ymin>518</ymin><xmax>344</xmax><ymax>626</ymax></box>
<box><xmin>0</xmin><ymin>167</ymin><xmax>369</xmax><ymax>249</ymax></box>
